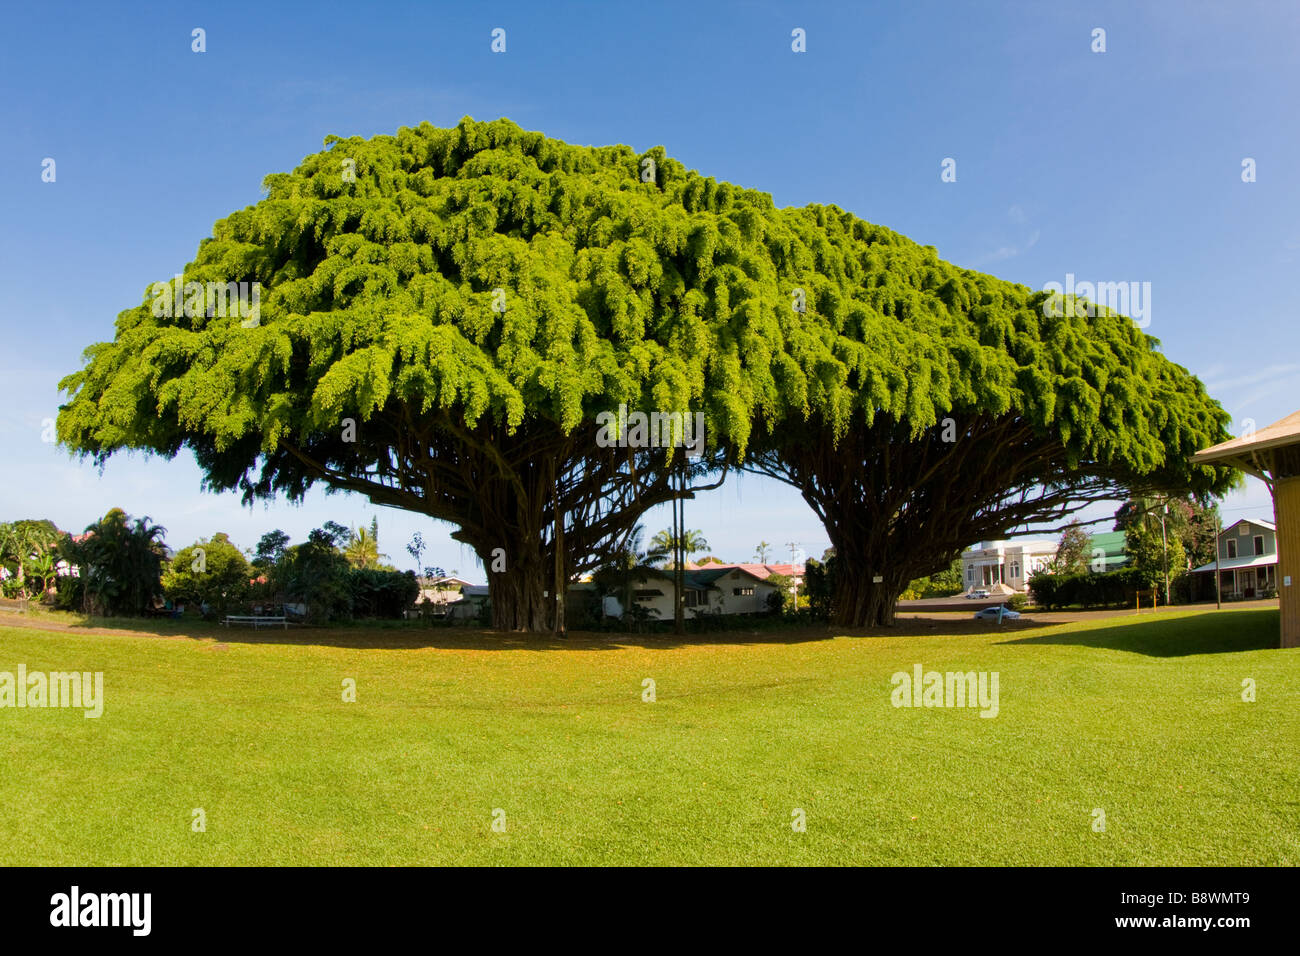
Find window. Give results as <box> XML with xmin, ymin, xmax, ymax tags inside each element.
<box><xmin>1254</xmin><ymin>535</ymin><xmax>1264</xmax><ymax>556</ymax></box>
<box><xmin>684</xmin><ymin>590</ymin><xmax>701</xmax><ymax>608</ymax></box>
<box><xmin>1226</xmin><ymin>539</ymin><xmax>1237</xmax><ymax>559</ymax></box>
<box><xmin>733</xmin><ymin>587</ymin><xmax>755</xmax><ymax>597</ymax></box>
<box><xmin>1010</xmin><ymin>560</ymin><xmax>1021</xmax><ymax>579</ymax></box>
<box><xmin>967</xmin><ymin>567</ymin><xmax>975</xmax><ymax>582</ymax></box>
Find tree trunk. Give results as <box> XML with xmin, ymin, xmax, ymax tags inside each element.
<box><xmin>486</xmin><ymin>551</ymin><xmax>549</xmax><ymax>631</ymax></box>
<box><xmin>827</xmin><ymin>531</ymin><xmax>908</xmax><ymax>627</ymax></box>
<box><xmin>831</xmin><ymin>569</ymin><xmax>902</xmax><ymax>627</ymax></box>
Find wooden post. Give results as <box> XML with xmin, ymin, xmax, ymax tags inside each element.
<box><xmin>1277</xmin><ymin>476</ymin><xmax>1300</xmax><ymax>648</ymax></box>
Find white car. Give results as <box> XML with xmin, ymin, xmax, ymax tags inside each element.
<box><xmin>973</xmin><ymin>605</ymin><xmax>1020</xmax><ymax>621</ymax></box>
<box><xmin>967</xmin><ymin>589</ymin><xmax>990</xmax><ymax>599</ymax></box>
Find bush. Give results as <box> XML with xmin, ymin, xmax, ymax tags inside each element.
<box><xmin>765</xmin><ymin>573</ymin><xmax>794</xmax><ymax>614</ymax></box>
<box><xmin>1006</xmin><ymin>593</ymin><xmax>1028</xmax><ymax>611</ymax></box>
<box><xmin>349</xmin><ymin>568</ymin><xmax>420</xmax><ymax>619</ymax></box>
<box><xmin>803</xmin><ymin>557</ymin><xmax>837</xmax><ymax>621</ymax></box>
<box><xmin>1029</xmin><ymin>566</ymin><xmax>1144</xmax><ymax>610</ymax></box>
<box><xmin>163</xmin><ymin>533</ymin><xmax>251</xmax><ymax>618</ymax></box>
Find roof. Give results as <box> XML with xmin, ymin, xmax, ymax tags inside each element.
<box><xmin>963</xmin><ymin>539</ymin><xmax>1058</xmax><ymax>556</ymax></box>
<box><xmin>690</xmin><ymin>565</ymin><xmax>780</xmax><ymax>586</ymax></box>
<box><xmin>1089</xmin><ymin>531</ymin><xmax>1127</xmax><ymax>548</ymax></box>
<box><xmin>692</xmin><ymin>562</ymin><xmax>804</xmax><ymax>579</ymax></box>
<box><xmin>1192</xmin><ymin>410</ymin><xmax>1300</xmax><ymax>464</ymax></box>
<box><xmin>418</xmin><ymin>576</ymin><xmax>471</xmax><ymax>588</ymax></box>
<box><xmin>1225</xmin><ymin>518</ymin><xmax>1276</xmax><ymax>533</ymax></box>
<box><xmin>1191</xmin><ymin>553</ymin><xmax>1279</xmax><ymax>573</ymax></box>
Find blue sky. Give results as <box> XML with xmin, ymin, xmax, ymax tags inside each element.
<box><xmin>1</xmin><ymin>0</ymin><xmax>1296</xmax><ymax>579</ymax></box>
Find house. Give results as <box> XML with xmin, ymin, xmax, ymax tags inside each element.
<box><xmin>1190</xmin><ymin>518</ymin><xmax>1278</xmax><ymax>599</ymax></box>
<box><xmin>603</xmin><ymin>565</ymin><xmax>784</xmax><ymax>621</ymax></box>
<box><xmin>445</xmin><ymin>584</ymin><xmax>489</xmax><ymax>620</ymax></box>
<box><xmin>414</xmin><ymin>575</ymin><xmax>472</xmax><ymax>610</ymax></box>
<box><xmin>694</xmin><ymin>561</ymin><xmax>805</xmax><ymax>595</ymax></box>
<box><xmin>961</xmin><ymin>539</ymin><xmax>1058</xmax><ymax>594</ymax></box>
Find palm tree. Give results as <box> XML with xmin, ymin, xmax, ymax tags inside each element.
<box><xmin>753</xmin><ymin>540</ymin><xmax>773</xmax><ymax>563</ymax></box>
<box><xmin>650</xmin><ymin>528</ymin><xmax>710</xmax><ymax>566</ymax></box>
<box><xmin>344</xmin><ymin>517</ymin><xmax>388</xmax><ymax>569</ymax></box>
<box><xmin>0</xmin><ymin>521</ymin><xmax>62</xmax><ymax>599</ymax></box>
<box><xmin>68</xmin><ymin>510</ymin><xmax>168</xmax><ymax>615</ymax></box>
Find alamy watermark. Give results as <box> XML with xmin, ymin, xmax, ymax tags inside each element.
<box><xmin>0</xmin><ymin>666</ymin><xmax>103</xmax><ymax>718</ymax></box>
<box><xmin>595</xmin><ymin>404</ymin><xmax>706</xmax><ymax>457</ymax></box>
<box><xmin>1041</xmin><ymin>273</ymin><xmax>1151</xmax><ymax>328</ymax></box>
<box><xmin>149</xmin><ymin>275</ymin><xmax>261</xmax><ymax>327</ymax></box>
<box><xmin>890</xmin><ymin>664</ymin><xmax>999</xmax><ymax>718</ymax></box>
<box><xmin>50</xmin><ymin>886</ymin><xmax>150</xmax><ymax>936</ymax></box>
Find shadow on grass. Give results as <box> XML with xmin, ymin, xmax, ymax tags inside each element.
<box><xmin>996</xmin><ymin>608</ymin><xmax>1280</xmax><ymax>657</ymax></box>
<box><xmin>6</xmin><ymin>610</ymin><xmax>1057</xmax><ymax>652</ymax></box>
<box><xmin>11</xmin><ymin>611</ymin><xmax>838</xmax><ymax>651</ymax></box>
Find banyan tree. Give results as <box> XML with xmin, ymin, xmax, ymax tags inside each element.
<box><xmin>58</xmin><ymin>118</ymin><xmax>1235</xmax><ymax>629</ymax></box>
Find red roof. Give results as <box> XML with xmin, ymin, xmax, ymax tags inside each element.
<box><xmin>695</xmin><ymin>561</ymin><xmax>804</xmax><ymax>579</ymax></box>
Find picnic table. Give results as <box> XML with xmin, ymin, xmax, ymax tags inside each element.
<box><xmin>221</xmin><ymin>614</ymin><xmax>287</xmax><ymax>629</ymax></box>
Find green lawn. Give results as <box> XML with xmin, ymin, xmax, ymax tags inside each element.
<box><xmin>1</xmin><ymin>608</ymin><xmax>1296</xmax><ymax>865</ymax></box>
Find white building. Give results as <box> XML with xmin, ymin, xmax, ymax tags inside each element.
<box><xmin>961</xmin><ymin>539</ymin><xmax>1059</xmax><ymax>595</ymax></box>
<box><xmin>604</xmin><ymin>566</ymin><xmax>784</xmax><ymax>621</ymax></box>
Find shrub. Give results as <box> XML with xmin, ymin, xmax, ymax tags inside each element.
<box><xmin>163</xmin><ymin>533</ymin><xmax>251</xmax><ymax>618</ymax></box>
<box><xmin>349</xmin><ymin>568</ymin><xmax>420</xmax><ymax>619</ymax></box>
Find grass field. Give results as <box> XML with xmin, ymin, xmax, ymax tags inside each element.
<box><xmin>0</xmin><ymin>607</ymin><xmax>1296</xmax><ymax>865</ymax></box>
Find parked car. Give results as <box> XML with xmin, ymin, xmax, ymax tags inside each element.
<box><xmin>973</xmin><ymin>605</ymin><xmax>1020</xmax><ymax>621</ymax></box>
<box><xmin>967</xmin><ymin>589</ymin><xmax>990</xmax><ymax>599</ymax></box>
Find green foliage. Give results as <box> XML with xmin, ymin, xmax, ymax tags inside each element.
<box><xmin>802</xmin><ymin>556</ymin><xmax>837</xmax><ymax>621</ymax></box>
<box><xmin>0</xmin><ymin>519</ymin><xmax>63</xmax><ymax>599</ymax></box>
<box><xmin>343</xmin><ymin>516</ymin><xmax>387</xmax><ymax>569</ymax></box>
<box><xmin>349</xmin><ymin>567</ymin><xmax>419</xmax><ymax>618</ymax></box>
<box><xmin>1028</xmin><ymin>566</ymin><xmax>1145</xmax><ymax>610</ymax></box>
<box><xmin>64</xmin><ymin>116</ymin><xmax>1234</xmax><ymax>505</ymax></box>
<box><xmin>649</xmin><ymin>528</ymin><xmax>709</xmax><ymax>559</ymax></box>
<box><xmin>1052</xmin><ymin>521</ymin><xmax>1092</xmax><ymax>574</ymax></box>
<box><xmin>1116</xmin><ymin>494</ymin><xmax>1218</xmax><ymax>573</ymax></box>
<box><xmin>1117</xmin><ymin>497</ymin><xmax>1188</xmax><ymax>594</ymax></box>
<box><xmin>279</xmin><ymin>529</ymin><xmax>353</xmax><ymax>622</ymax></box>
<box><xmin>163</xmin><ymin>533</ymin><xmax>252</xmax><ymax>617</ymax></box>
<box><xmin>765</xmin><ymin>572</ymin><xmax>794</xmax><ymax>614</ymax></box>
<box><xmin>902</xmin><ymin>558</ymin><xmax>964</xmax><ymax>600</ymax></box>
<box><xmin>252</xmin><ymin>529</ymin><xmax>291</xmax><ymax>569</ymax></box>
<box><xmin>56</xmin><ymin>509</ymin><xmax>167</xmax><ymax>616</ymax></box>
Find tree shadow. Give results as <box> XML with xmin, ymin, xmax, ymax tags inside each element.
<box><xmin>16</xmin><ymin>613</ymin><xmax>837</xmax><ymax>652</ymax></box>
<box><xmin>15</xmin><ymin>611</ymin><xmax>1052</xmax><ymax>652</ymax></box>
<box><xmin>995</xmin><ymin>609</ymin><xmax>1280</xmax><ymax>657</ymax></box>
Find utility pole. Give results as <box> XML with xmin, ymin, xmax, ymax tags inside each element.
<box><xmin>786</xmin><ymin>541</ymin><xmax>801</xmax><ymax>609</ymax></box>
